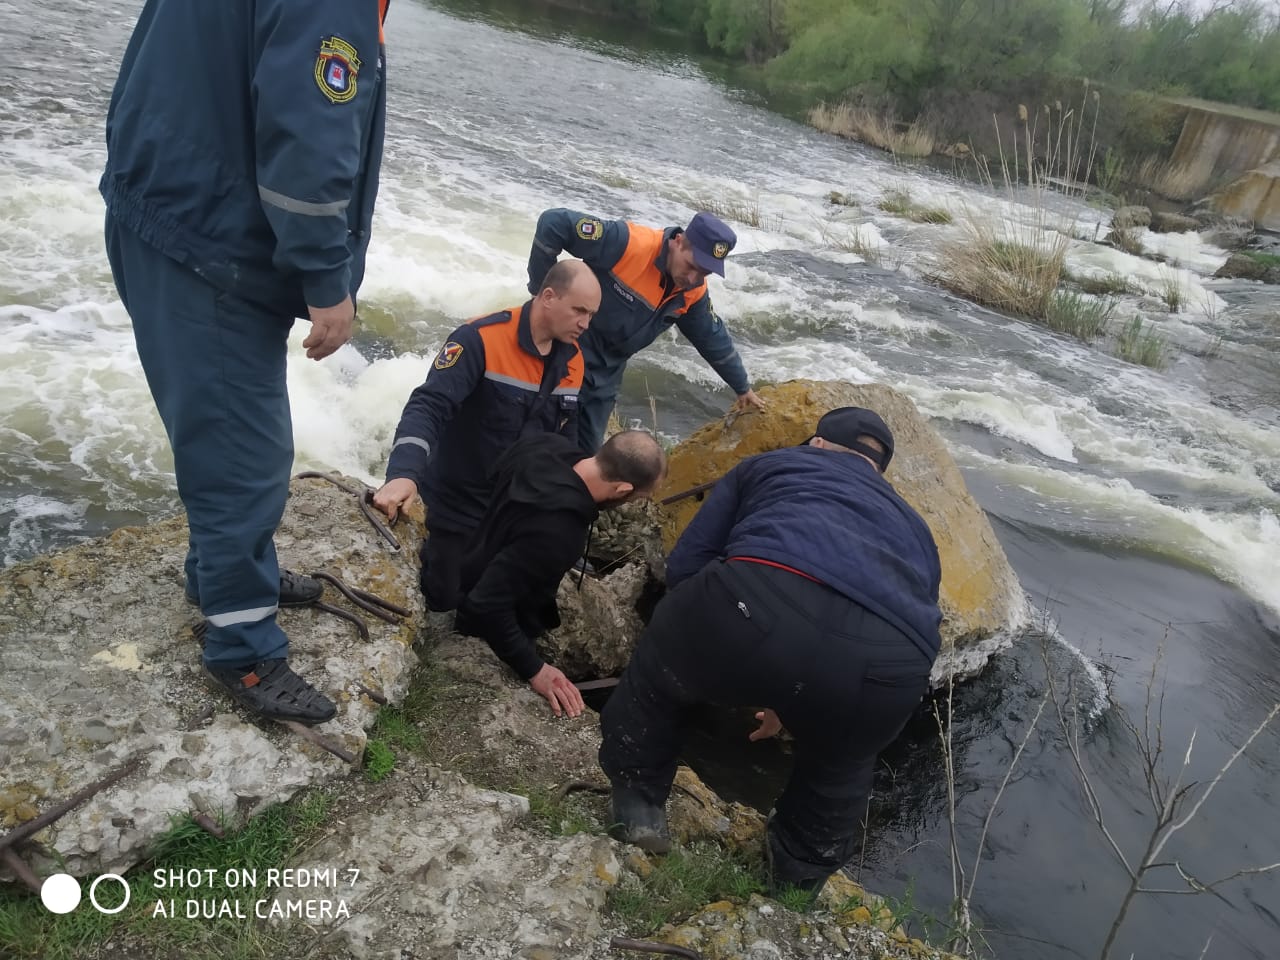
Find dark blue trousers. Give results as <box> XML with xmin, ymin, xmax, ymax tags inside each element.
<box><xmin>600</xmin><ymin>558</ymin><xmax>934</xmax><ymax>889</ymax></box>
<box><xmin>105</xmin><ymin>217</ymin><xmax>294</xmax><ymax>667</ymax></box>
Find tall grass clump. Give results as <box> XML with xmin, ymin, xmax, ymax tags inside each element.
<box><xmin>1115</xmin><ymin>315</ymin><xmax>1170</xmax><ymax>369</ymax></box>
<box><xmin>808</xmin><ymin>103</ymin><xmax>936</xmax><ymax>157</ymax></box>
<box><xmin>939</xmin><ymin>89</ymin><xmax>1104</xmax><ymax>321</ymax></box>
<box><xmin>688</xmin><ymin>192</ymin><xmax>778</xmax><ymax>230</ymax></box>
<box><xmin>878</xmin><ymin>188</ymin><xmax>953</xmax><ymax>224</ymax></box>
<box><xmin>1044</xmin><ymin>290</ymin><xmax>1115</xmax><ymax>340</ymax></box>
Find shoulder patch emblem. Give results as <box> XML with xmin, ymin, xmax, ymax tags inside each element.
<box><xmin>575</xmin><ymin>217</ymin><xmax>604</xmax><ymax>241</ymax></box>
<box><xmin>434</xmin><ymin>341</ymin><xmax>464</xmax><ymax>370</ymax></box>
<box><xmin>315</xmin><ymin>36</ymin><xmax>361</xmax><ymax>104</ymax></box>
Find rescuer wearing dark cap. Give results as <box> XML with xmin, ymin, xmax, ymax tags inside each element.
<box><xmin>598</xmin><ymin>406</ymin><xmax>943</xmax><ymax>899</ymax></box>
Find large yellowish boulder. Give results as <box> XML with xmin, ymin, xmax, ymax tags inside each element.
<box><xmin>658</xmin><ymin>381</ymin><xmax>1027</xmax><ymax>674</ymax></box>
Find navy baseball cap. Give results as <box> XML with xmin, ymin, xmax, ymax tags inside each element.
<box><xmin>806</xmin><ymin>406</ymin><xmax>895</xmax><ymax>472</ymax></box>
<box><xmin>684</xmin><ymin>212</ymin><xmax>737</xmax><ymax>277</ymax></box>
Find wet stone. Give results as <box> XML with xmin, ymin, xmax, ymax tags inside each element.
<box><xmin>81</xmin><ymin>721</ymin><xmax>117</xmax><ymax>744</ymax></box>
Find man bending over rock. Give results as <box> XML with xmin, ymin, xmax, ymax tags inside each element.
<box><xmin>599</xmin><ymin>407</ymin><xmax>942</xmax><ymax>898</ymax></box>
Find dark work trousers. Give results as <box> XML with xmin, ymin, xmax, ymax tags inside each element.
<box><xmin>419</xmin><ymin>524</ymin><xmax>472</xmax><ymax>612</ymax></box>
<box><xmin>599</xmin><ymin>558</ymin><xmax>934</xmax><ymax>889</ymax></box>
<box><xmin>104</xmin><ymin>216</ymin><xmax>294</xmax><ymax>668</ymax></box>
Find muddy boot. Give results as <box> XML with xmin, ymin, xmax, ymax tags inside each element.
<box><xmin>608</xmin><ymin>785</ymin><xmax>672</xmax><ymax>855</ymax></box>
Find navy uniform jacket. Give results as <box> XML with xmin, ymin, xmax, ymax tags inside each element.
<box><xmin>667</xmin><ymin>446</ymin><xmax>944</xmax><ymax>660</ymax></box>
<box><xmin>385</xmin><ymin>304</ymin><xmax>584</xmax><ymax>533</ymax></box>
<box><xmin>100</xmin><ymin>0</ymin><xmax>388</xmax><ymax>317</ymax></box>
<box><xmin>526</xmin><ymin>208</ymin><xmax>750</xmax><ymax>396</ymax></box>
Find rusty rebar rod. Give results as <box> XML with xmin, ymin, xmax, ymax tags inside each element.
<box><xmin>355</xmin><ymin>682</ymin><xmax>388</xmax><ymax>705</ymax></box>
<box><xmin>574</xmin><ymin>678</ymin><xmax>620</xmax><ymax>692</ymax></box>
<box><xmin>310</xmin><ymin>571</ymin><xmax>405</xmax><ymax>624</ymax></box>
<box><xmin>609</xmin><ymin>937</ymin><xmax>702</xmax><ymax>959</ymax></box>
<box><xmin>293</xmin><ymin>471</ymin><xmax>367</xmax><ymax>497</ymax></box>
<box><xmin>658</xmin><ymin>479</ymin><xmax>718</xmax><ymax>507</ymax></box>
<box><xmin>346</xmin><ymin>584</ymin><xmax>411</xmax><ymax>619</ymax></box>
<box><xmin>192</xmin><ymin>813</ymin><xmax>225</xmax><ymax>840</ymax></box>
<box><xmin>0</xmin><ymin>756</ymin><xmax>142</xmax><ymax>853</ymax></box>
<box><xmin>280</xmin><ymin>721</ymin><xmax>358</xmax><ymax>764</ymax></box>
<box><xmin>1</xmin><ymin>848</ymin><xmax>42</xmax><ymax>893</ymax></box>
<box><xmin>359</xmin><ymin>491</ymin><xmax>401</xmax><ymax>551</ymax></box>
<box><xmin>294</xmin><ymin>471</ymin><xmax>401</xmax><ymax>549</ymax></box>
<box><xmin>313</xmin><ymin>600</ymin><xmax>370</xmax><ymax>640</ymax></box>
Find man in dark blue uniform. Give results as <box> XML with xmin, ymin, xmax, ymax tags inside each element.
<box><xmin>100</xmin><ymin>0</ymin><xmax>390</xmax><ymax>725</ymax></box>
<box><xmin>372</xmin><ymin>260</ymin><xmax>599</xmax><ymax>614</ymax></box>
<box><xmin>599</xmin><ymin>407</ymin><xmax>942</xmax><ymax>897</ymax></box>
<box><xmin>527</xmin><ymin>208</ymin><xmax>766</xmax><ymax>453</ymax></box>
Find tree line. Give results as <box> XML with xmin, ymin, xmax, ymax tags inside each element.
<box><xmin>588</xmin><ymin>0</ymin><xmax>1280</xmax><ymax>115</ymax></box>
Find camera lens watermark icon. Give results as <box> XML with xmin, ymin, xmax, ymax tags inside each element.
<box><xmin>40</xmin><ymin>873</ymin><xmax>131</xmax><ymax>915</ymax></box>
<box><xmin>40</xmin><ymin>874</ymin><xmax>81</xmax><ymax>914</ymax></box>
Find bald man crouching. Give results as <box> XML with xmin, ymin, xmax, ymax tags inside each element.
<box><xmin>454</xmin><ymin>430</ymin><xmax>666</xmax><ymax>717</ymax></box>
<box><xmin>374</xmin><ymin>260</ymin><xmax>601</xmax><ymax>615</ymax></box>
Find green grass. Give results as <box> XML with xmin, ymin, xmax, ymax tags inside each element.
<box><xmin>878</xmin><ymin>189</ymin><xmax>913</xmax><ymax>215</ymax></box>
<box><xmin>607</xmin><ymin>842</ymin><xmax>765</xmax><ymax>935</ymax></box>
<box><xmin>1108</xmin><ymin>227</ymin><xmax>1145</xmax><ymax>256</ymax></box>
<box><xmin>0</xmin><ymin>791</ymin><xmax>334</xmax><ymax>960</ymax></box>
<box><xmin>1240</xmin><ymin>250</ymin><xmax>1280</xmax><ymax>268</ymax></box>
<box><xmin>1157</xmin><ymin>269</ymin><xmax>1185</xmax><ymax>313</ymax></box>
<box><xmin>519</xmin><ymin>786</ymin><xmax>597</xmax><ymax>838</ymax></box>
<box><xmin>362</xmin><ymin>739</ymin><xmax>396</xmax><ymax>782</ymax></box>
<box><xmin>1043</xmin><ymin>289</ymin><xmax>1115</xmax><ymax>340</ymax></box>
<box><xmin>1069</xmin><ymin>270</ymin><xmax>1134</xmax><ymax>297</ymax></box>
<box><xmin>877</xmin><ymin>189</ymin><xmax>952</xmax><ymax>224</ymax></box>
<box><xmin>370</xmin><ymin>704</ymin><xmax>423</xmax><ymax>752</ymax></box>
<box><xmin>1115</xmin><ymin>316</ymin><xmax>1170</xmax><ymax>369</ymax></box>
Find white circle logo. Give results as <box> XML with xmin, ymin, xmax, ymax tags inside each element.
<box><xmin>88</xmin><ymin>873</ymin><xmax>131</xmax><ymax>914</ymax></box>
<box><xmin>40</xmin><ymin>873</ymin><xmax>82</xmax><ymax>914</ymax></box>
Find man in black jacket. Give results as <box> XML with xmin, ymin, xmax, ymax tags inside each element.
<box><xmin>599</xmin><ymin>407</ymin><xmax>942</xmax><ymax>897</ymax></box>
<box><xmin>456</xmin><ymin>430</ymin><xmax>666</xmax><ymax>717</ymax></box>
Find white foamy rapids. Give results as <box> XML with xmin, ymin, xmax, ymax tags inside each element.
<box><xmin>1063</xmin><ymin>239</ymin><xmax>1228</xmax><ymax>318</ymax></box>
<box><xmin>0</xmin><ymin>301</ymin><xmax>174</xmax><ymax>502</ymax></box>
<box><xmin>0</xmin><ymin>298</ymin><xmax>434</xmax><ymax>519</ymax></box>
<box><xmin>957</xmin><ymin>450</ymin><xmax>1280</xmax><ymax>617</ymax></box>
<box><xmin>0</xmin><ymin>495</ymin><xmax>89</xmax><ymax>568</ymax></box>
<box><xmin>286</xmin><ymin>330</ymin><xmax>432</xmax><ymax>485</ymax></box>
<box><xmin>0</xmin><ymin>160</ymin><xmax>113</xmax><ymax>306</ymax></box>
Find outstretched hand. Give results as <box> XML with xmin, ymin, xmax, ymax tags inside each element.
<box><xmin>529</xmin><ymin>664</ymin><xmax>585</xmax><ymax>718</ymax></box>
<box><xmin>749</xmin><ymin>708</ymin><xmax>782</xmax><ymax>741</ymax></box>
<box><xmin>732</xmin><ymin>389</ymin><xmax>767</xmax><ymax>414</ymax></box>
<box><xmin>372</xmin><ymin>477</ymin><xmax>418</xmax><ymax>521</ymax></box>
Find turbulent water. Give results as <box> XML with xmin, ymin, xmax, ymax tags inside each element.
<box><xmin>2</xmin><ymin>1</ymin><xmax>1278</xmax><ymax>958</ymax></box>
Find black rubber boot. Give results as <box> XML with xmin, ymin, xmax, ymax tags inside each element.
<box><xmin>186</xmin><ymin>569</ymin><xmax>322</xmax><ymax>608</ymax></box>
<box><xmin>608</xmin><ymin>785</ymin><xmax>672</xmax><ymax>855</ymax></box>
<box><xmin>204</xmin><ymin>658</ymin><xmax>337</xmax><ymax>725</ymax></box>
<box><xmin>764</xmin><ymin>810</ymin><xmax>830</xmax><ymax>902</ymax></box>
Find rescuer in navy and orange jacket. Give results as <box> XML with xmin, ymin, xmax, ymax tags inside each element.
<box><xmin>527</xmin><ymin>208</ymin><xmax>767</xmax><ymax>452</ymax></box>
<box><xmin>372</xmin><ymin>260</ymin><xmax>601</xmax><ymax>612</ymax></box>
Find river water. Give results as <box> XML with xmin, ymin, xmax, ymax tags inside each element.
<box><xmin>1</xmin><ymin>2</ymin><xmax>1277</xmax><ymax>957</ymax></box>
